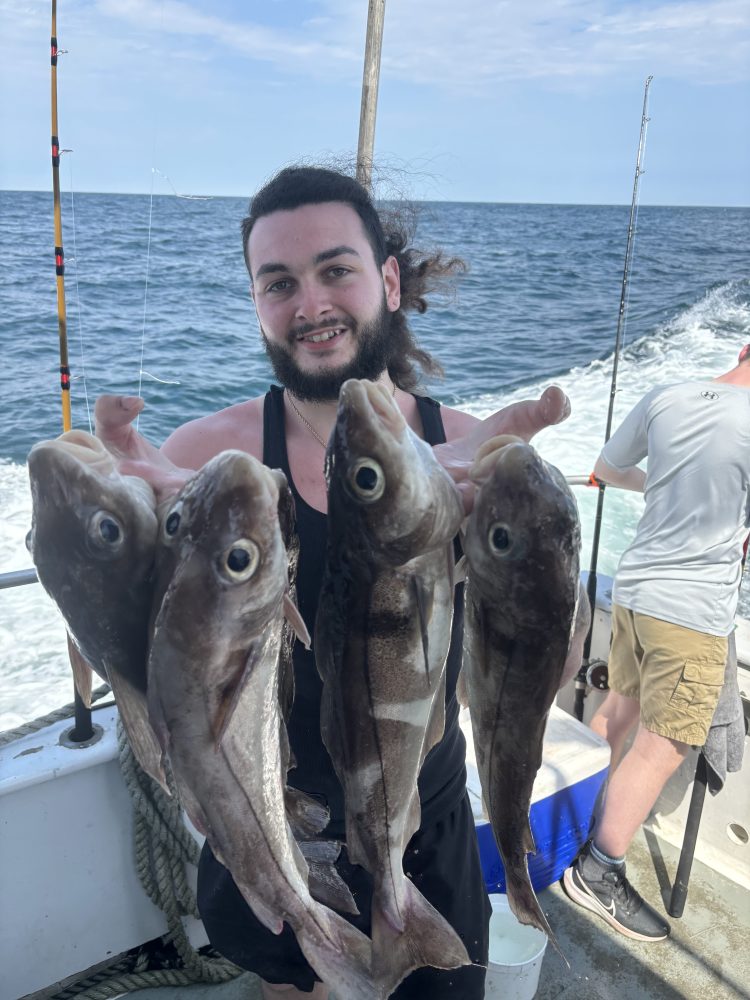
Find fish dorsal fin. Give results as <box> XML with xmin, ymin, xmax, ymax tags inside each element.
<box><xmin>283</xmin><ymin>593</ymin><xmax>311</xmax><ymax>650</ymax></box>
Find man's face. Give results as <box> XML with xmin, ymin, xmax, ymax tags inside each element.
<box><xmin>247</xmin><ymin>202</ymin><xmax>401</xmax><ymax>401</ymax></box>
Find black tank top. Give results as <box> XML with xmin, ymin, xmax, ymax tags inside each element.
<box><xmin>263</xmin><ymin>385</ymin><xmax>467</xmax><ymax>838</ymax></box>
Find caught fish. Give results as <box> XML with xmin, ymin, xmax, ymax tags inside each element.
<box><xmin>315</xmin><ymin>379</ymin><xmax>471</xmax><ymax>996</ymax></box>
<box><xmin>26</xmin><ymin>429</ymin><xmax>165</xmax><ymax>788</ymax></box>
<box><xmin>461</xmin><ymin>435</ymin><xmax>585</xmax><ymax>953</ymax></box>
<box><xmin>146</xmin><ymin>450</ymin><xmax>377</xmax><ymax>1000</ymax></box>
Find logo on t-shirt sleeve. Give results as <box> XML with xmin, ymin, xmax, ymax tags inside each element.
<box><xmin>700</xmin><ymin>390</ymin><xmax>719</xmax><ymax>401</ymax></box>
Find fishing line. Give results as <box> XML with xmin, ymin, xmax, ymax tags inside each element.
<box><xmin>573</xmin><ymin>75</ymin><xmax>654</xmax><ymax>722</ymax></box>
<box><xmin>66</xmin><ymin>152</ymin><xmax>93</xmax><ymax>434</ymax></box>
<box><xmin>134</xmin><ymin>0</ymin><xmax>190</xmax><ymax>425</ymax></box>
<box><xmin>136</xmin><ymin>166</ymin><xmax>157</xmax><ymax>425</ymax></box>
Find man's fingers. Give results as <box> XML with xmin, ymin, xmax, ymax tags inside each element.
<box><xmin>455</xmin><ymin>480</ymin><xmax>476</xmax><ymax>516</ymax></box>
<box><xmin>507</xmin><ymin>386</ymin><xmax>570</xmax><ymax>443</ymax></box>
<box><xmin>119</xmin><ymin>459</ymin><xmax>189</xmax><ymax>503</ymax></box>
<box><xmin>94</xmin><ymin>395</ymin><xmax>144</xmax><ymax>434</ymax></box>
<box><xmin>540</xmin><ymin>385</ymin><xmax>570</xmax><ymax>427</ymax></box>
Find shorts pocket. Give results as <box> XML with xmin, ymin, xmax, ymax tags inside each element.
<box><xmin>669</xmin><ymin>656</ymin><xmax>724</xmax><ymax>713</ymax></box>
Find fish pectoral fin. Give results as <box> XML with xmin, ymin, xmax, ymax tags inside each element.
<box><xmin>410</xmin><ymin>575</ymin><xmax>432</xmax><ymax>682</ymax></box>
<box><xmin>108</xmin><ymin>667</ymin><xmax>169</xmax><ymax>794</ymax></box>
<box><xmin>66</xmin><ymin>636</ymin><xmax>94</xmax><ymax>708</ymax></box>
<box><xmin>211</xmin><ymin>649</ymin><xmax>263</xmax><ymax>750</ymax></box>
<box><xmin>454</xmin><ymin>553</ymin><xmax>467</xmax><ymax>585</ymax></box>
<box><xmin>283</xmin><ymin>593</ymin><xmax>311</xmax><ymax>650</ymax></box>
<box><xmin>523</xmin><ymin>820</ymin><xmax>537</xmax><ymax>856</ymax></box>
<box><xmin>455</xmin><ymin>668</ymin><xmax>469</xmax><ymax>708</ymax></box>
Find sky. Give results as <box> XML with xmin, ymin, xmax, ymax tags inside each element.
<box><xmin>1</xmin><ymin>0</ymin><xmax>748</xmax><ymax>206</ymax></box>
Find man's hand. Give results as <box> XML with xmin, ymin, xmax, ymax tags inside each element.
<box><xmin>94</xmin><ymin>395</ymin><xmax>191</xmax><ymax>502</ymax></box>
<box><xmin>435</xmin><ymin>385</ymin><xmax>570</xmax><ymax>513</ymax></box>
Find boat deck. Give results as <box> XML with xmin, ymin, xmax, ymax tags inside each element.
<box><xmin>126</xmin><ymin>824</ymin><xmax>749</xmax><ymax>1000</ymax></box>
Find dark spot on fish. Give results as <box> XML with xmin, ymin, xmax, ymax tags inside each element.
<box><xmin>227</xmin><ymin>547</ymin><xmax>251</xmax><ymax>573</ymax></box>
<box><xmin>99</xmin><ymin>518</ymin><xmax>121</xmax><ymax>544</ymax></box>
<box><xmin>165</xmin><ymin>511</ymin><xmax>180</xmax><ymax>535</ymax></box>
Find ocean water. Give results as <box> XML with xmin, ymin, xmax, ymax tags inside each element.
<box><xmin>1</xmin><ymin>191</ymin><xmax>749</xmax><ymax>728</ymax></box>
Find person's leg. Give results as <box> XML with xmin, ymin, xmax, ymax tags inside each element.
<box><xmin>594</xmin><ymin>723</ymin><xmax>690</xmax><ymax>858</ymax></box>
<box><xmin>564</xmin><ymin>613</ymin><xmax>727</xmax><ymax>941</ymax></box>
<box><xmin>589</xmin><ymin>689</ymin><xmax>641</xmax><ymax>773</ymax></box>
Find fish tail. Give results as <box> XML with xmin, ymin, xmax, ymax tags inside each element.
<box><xmin>371</xmin><ymin>878</ymin><xmax>472</xmax><ymax>996</ymax></box>
<box><xmin>504</xmin><ymin>862</ymin><xmax>568</xmax><ymax>967</ymax></box>
<box><xmin>296</xmin><ymin>909</ymin><xmax>379</xmax><ymax>1000</ymax></box>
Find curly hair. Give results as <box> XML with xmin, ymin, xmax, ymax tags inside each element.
<box><xmin>241</xmin><ymin>166</ymin><xmax>466</xmax><ymax>391</ymax></box>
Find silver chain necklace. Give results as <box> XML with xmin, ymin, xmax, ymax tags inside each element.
<box><xmin>286</xmin><ymin>383</ymin><xmax>397</xmax><ymax>450</ymax></box>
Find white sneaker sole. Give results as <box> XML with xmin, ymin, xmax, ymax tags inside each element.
<box><xmin>562</xmin><ymin>867</ymin><xmax>669</xmax><ymax>943</ymax></box>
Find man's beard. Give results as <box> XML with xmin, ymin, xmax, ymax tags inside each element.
<box><xmin>262</xmin><ymin>299</ymin><xmax>393</xmax><ymax>402</ymax></box>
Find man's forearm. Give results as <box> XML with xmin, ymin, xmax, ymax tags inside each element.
<box><xmin>594</xmin><ymin>455</ymin><xmax>646</xmax><ymax>493</ymax></box>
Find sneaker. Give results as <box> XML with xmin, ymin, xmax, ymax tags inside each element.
<box><xmin>563</xmin><ymin>857</ymin><xmax>670</xmax><ymax>942</ymax></box>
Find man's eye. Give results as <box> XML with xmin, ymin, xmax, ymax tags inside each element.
<box><xmin>327</xmin><ymin>266</ymin><xmax>350</xmax><ymax>278</ymax></box>
<box><xmin>267</xmin><ymin>279</ymin><xmax>291</xmax><ymax>293</ymax></box>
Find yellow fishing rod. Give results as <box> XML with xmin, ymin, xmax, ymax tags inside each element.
<box><xmin>51</xmin><ymin>1</ymin><xmax>95</xmax><ymax>742</ymax></box>
<box><xmin>51</xmin><ymin>0</ymin><xmax>71</xmax><ymax>433</ymax></box>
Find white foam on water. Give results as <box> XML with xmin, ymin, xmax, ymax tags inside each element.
<box><xmin>458</xmin><ymin>283</ymin><xmax>750</xmax><ymax>617</ymax></box>
<box><xmin>0</xmin><ymin>461</ymin><xmax>73</xmax><ymax>730</ymax></box>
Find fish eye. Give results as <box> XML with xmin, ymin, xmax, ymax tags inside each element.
<box><xmin>89</xmin><ymin>511</ymin><xmax>124</xmax><ymax>551</ymax></box>
<box><xmin>222</xmin><ymin>539</ymin><xmax>260</xmax><ymax>582</ymax></box>
<box><xmin>348</xmin><ymin>458</ymin><xmax>385</xmax><ymax>503</ymax></box>
<box><xmin>162</xmin><ymin>501</ymin><xmax>183</xmax><ymax>541</ymax></box>
<box><xmin>488</xmin><ymin>522</ymin><xmax>512</xmax><ymax>554</ymax></box>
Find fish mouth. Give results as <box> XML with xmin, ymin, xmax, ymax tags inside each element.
<box><xmin>339</xmin><ymin>378</ymin><xmax>404</xmax><ymax>442</ymax></box>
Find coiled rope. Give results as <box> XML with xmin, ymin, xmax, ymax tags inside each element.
<box><xmin>1</xmin><ymin>693</ymin><xmax>245</xmax><ymax>996</ymax></box>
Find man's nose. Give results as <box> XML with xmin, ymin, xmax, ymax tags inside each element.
<box><xmin>294</xmin><ymin>280</ymin><xmax>333</xmax><ymax>323</ymax></box>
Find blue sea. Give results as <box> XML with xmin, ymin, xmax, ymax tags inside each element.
<box><xmin>1</xmin><ymin>190</ymin><xmax>749</xmax><ymax>727</ymax></box>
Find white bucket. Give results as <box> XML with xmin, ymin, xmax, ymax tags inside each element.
<box><xmin>484</xmin><ymin>893</ymin><xmax>548</xmax><ymax>1000</ymax></box>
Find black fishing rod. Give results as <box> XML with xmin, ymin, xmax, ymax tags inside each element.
<box><xmin>574</xmin><ymin>76</ymin><xmax>654</xmax><ymax>722</ymax></box>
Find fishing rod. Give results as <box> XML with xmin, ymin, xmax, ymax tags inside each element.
<box><xmin>573</xmin><ymin>75</ymin><xmax>654</xmax><ymax>723</ymax></box>
<box><xmin>51</xmin><ymin>0</ymin><xmax>94</xmax><ymax>742</ymax></box>
<box><xmin>51</xmin><ymin>0</ymin><xmax>71</xmax><ymax>434</ymax></box>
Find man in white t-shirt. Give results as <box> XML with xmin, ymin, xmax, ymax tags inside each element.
<box><xmin>563</xmin><ymin>344</ymin><xmax>750</xmax><ymax>942</ymax></box>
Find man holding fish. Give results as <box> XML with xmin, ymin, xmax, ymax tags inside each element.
<box><xmin>92</xmin><ymin>165</ymin><xmax>571</xmax><ymax>999</ymax></box>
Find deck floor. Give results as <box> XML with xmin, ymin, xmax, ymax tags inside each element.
<box><xmin>123</xmin><ymin>825</ymin><xmax>749</xmax><ymax>1000</ymax></box>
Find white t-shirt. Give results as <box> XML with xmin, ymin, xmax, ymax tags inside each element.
<box><xmin>600</xmin><ymin>380</ymin><xmax>750</xmax><ymax>636</ymax></box>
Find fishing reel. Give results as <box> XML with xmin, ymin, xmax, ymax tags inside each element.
<box><xmin>585</xmin><ymin>659</ymin><xmax>609</xmax><ymax>691</ymax></box>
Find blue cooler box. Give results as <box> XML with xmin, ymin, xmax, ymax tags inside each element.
<box><xmin>461</xmin><ymin>704</ymin><xmax>610</xmax><ymax>894</ymax></box>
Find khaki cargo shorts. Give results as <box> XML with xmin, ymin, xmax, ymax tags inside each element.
<box><xmin>608</xmin><ymin>604</ymin><xmax>727</xmax><ymax>746</ymax></box>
